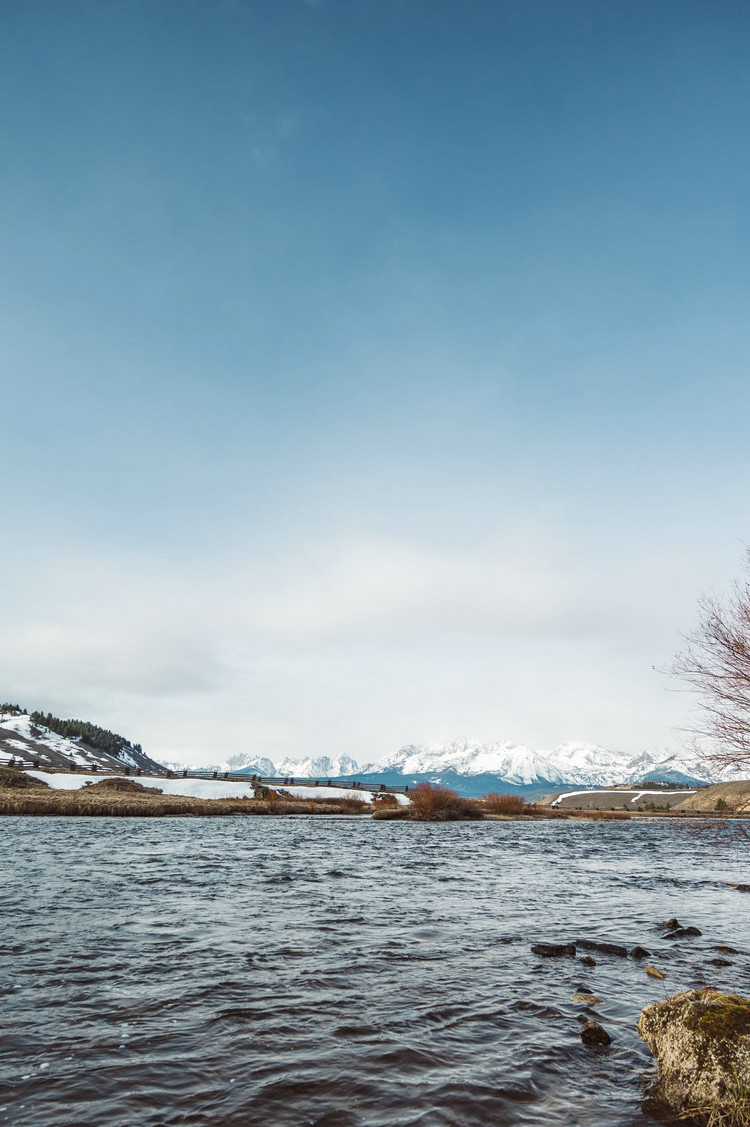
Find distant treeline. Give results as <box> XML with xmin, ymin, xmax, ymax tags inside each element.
<box><xmin>0</xmin><ymin>702</ymin><xmax>142</xmax><ymax>758</ymax></box>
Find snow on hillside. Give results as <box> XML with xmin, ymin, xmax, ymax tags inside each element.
<box><xmin>0</xmin><ymin>713</ymin><xmax>104</xmax><ymax>769</ymax></box>
<box><xmin>0</xmin><ymin>712</ymin><xmax>163</xmax><ymax>773</ymax></box>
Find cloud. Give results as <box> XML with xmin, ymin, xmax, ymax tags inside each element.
<box><xmin>0</xmin><ymin>529</ymin><xmax>703</xmax><ymax>762</ymax></box>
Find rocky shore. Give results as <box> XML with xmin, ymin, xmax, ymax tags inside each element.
<box><xmin>638</xmin><ymin>989</ymin><xmax>750</xmax><ymax>1123</ymax></box>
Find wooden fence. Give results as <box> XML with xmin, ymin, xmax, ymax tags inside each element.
<box><xmin>7</xmin><ymin>757</ymin><xmax>409</xmax><ymax>794</ymax></box>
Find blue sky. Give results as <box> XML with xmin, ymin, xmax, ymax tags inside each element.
<box><xmin>2</xmin><ymin>0</ymin><xmax>750</xmax><ymax>764</ymax></box>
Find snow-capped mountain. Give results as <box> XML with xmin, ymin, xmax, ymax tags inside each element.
<box><xmin>172</xmin><ymin>738</ymin><xmax>731</xmax><ymax>796</ymax></box>
<box><xmin>184</xmin><ymin>752</ymin><xmax>361</xmax><ymax>779</ymax></box>
<box><xmin>361</xmin><ymin>739</ymin><xmax>722</xmax><ymax>788</ymax></box>
<box><xmin>0</xmin><ymin>712</ymin><xmax>165</xmax><ymax>774</ymax></box>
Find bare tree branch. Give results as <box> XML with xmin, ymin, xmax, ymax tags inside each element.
<box><xmin>671</xmin><ymin>550</ymin><xmax>750</xmax><ymax>772</ymax></box>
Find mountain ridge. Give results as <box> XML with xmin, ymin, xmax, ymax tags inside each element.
<box><xmin>187</xmin><ymin>738</ymin><xmax>739</xmax><ymax>795</ymax></box>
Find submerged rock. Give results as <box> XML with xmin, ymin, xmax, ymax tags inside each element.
<box><xmin>661</xmin><ymin>918</ymin><xmax>679</xmax><ymax>929</ymax></box>
<box><xmin>580</xmin><ymin>1019</ymin><xmax>611</xmax><ymax>1046</ymax></box>
<box><xmin>531</xmin><ymin>943</ymin><xmax>576</xmax><ymax>957</ymax></box>
<box><xmin>576</xmin><ymin>939</ymin><xmax>628</xmax><ymax>958</ymax></box>
<box><xmin>645</xmin><ymin>965</ymin><xmax>666</xmax><ymax>979</ymax></box>
<box><xmin>572</xmin><ymin>993</ymin><xmax>602</xmax><ymax>1005</ymax></box>
<box><xmin>637</xmin><ymin>989</ymin><xmax>750</xmax><ymax>1119</ymax></box>
<box><xmin>630</xmin><ymin>945</ymin><xmax>651</xmax><ymax>960</ymax></box>
<box><xmin>664</xmin><ymin>926</ymin><xmax>702</xmax><ymax>939</ymax></box>
<box><xmin>580</xmin><ymin>954</ymin><xmax>596</xmax><ymax>967</ymax></box>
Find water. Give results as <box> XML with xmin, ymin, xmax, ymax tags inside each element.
<box><xmin>1</xmin><ymin>816</ymin><xmax>747</xmax><ymax>1126</ymax></box>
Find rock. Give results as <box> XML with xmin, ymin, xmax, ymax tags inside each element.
<box><xmin>712</xmin><ymin>945</ymin><xmax>739</xmax><ymax>954</ymax></box>
<box><xmin>576</xmin><ymin>939</ymin><xmax>628</xmax><ymax>958</ymax></box>
<box><xmin>664</xmin><ymin>926</ymin><xmax>702</xmax><ymax>939</ymax></box>
<box><xmin>710</xmin><ymin>958</ymin><xmax>733</xmax><ymax>967</ymax></box>
<box><xmin>725</xmin><ymin>883</ymin><xmax>750</xmax><ymax>892</ymax></box>
<box><xmin>580</xmin><ymin>955</ymin><xmax>596</xmax><ymax>967</ymax></box>
<box><xmin>572</xmin><ymin>993</ymin><xmax>602</xmax><ymax>1005</ymax></box>
<box><xmin>580</xmin><ymin>1019</ymin><xmax>612</xmax><ymax>1046</ymax></box>
<box><xmin>531</xmin><ymin>943</ymin><xmax>576</xmax><ymax>957</ymax></box>
<box><xmin>638</xmin><ymin>989</ymin><xmax>750</xmax><ymax>1118</ymax></box>
<box><xmin>646</xmin><ymin>966</ymin><xmax>666</xmax><ymax>979</ymax></box>
<box><xmin>661</xmin><ymin>918</ymin><xmax>679</xmax><ymax>929</ymax></box>
<box><xmin>630</xmin><ymin>945</ymin><xmax>651</xmax><ymax>959</ymax></box>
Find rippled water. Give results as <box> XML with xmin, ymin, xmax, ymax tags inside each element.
<box><xmin>1</xmin><ymin>816</ymin><xmax>748</xmax><ymax>1126</ymax></box>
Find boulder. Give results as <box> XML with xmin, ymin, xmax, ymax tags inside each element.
<box><xmin>630</xmin><ymin>945</ymin><xmax>651</xmax><ymax>959</ymax></box>
<box><xmin>576</xmin><ymin>938</ymin><xmax>628</xmax><ymax>958</ymax></box>
<box><xmin>638</xmin><ymin>989</ymin><xmax>750</xmax><ymax>1118</ymax></box>
<box><xmin>580</xmin><ymin>954</ymin><xmax>596</xmax><ymax>967</ymax></box>
<box><xmin>645</xmin><ymin>966</ymin><xmax>666</xmax><ymax>979</ymax></box>
<box><xmin>580</xmin><ymin>1019</ymin><xmax>611</xmax><ymax>1046</ymax></box>
<box><xmin>664</xmin><ymin>926</ymin><xmax>702</xmax><ymax>939</ymax></box>
<box><xmin>531</xmin><ymin>943</ymin><xmax>576</xmax><ymax>957</ymax></box>
<box><xmin>661</xmin><ymin>918</ymin><xmax>679</xmax><ymax>929</ymax></box>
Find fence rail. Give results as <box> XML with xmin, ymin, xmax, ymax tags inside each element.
<box><xmin>5</xmin><ymin>756</ymin><xmax>410</xmax><ymax>794</ymax></box>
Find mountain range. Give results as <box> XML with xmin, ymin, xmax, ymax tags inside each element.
<box><xmin>196</xmin><ymin>738</ymin><xmax>738</xmax><ymax>798</ymax></box>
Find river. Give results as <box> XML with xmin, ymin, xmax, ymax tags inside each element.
<box><xmin>1</xmin><ymin>816</ymin><xmax>747</xmax><ymax>1126</ymax></box>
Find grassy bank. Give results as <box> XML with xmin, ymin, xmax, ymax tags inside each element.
<box><xmin>0</xmin><ymin>769</ymin><xmax>370</xmax><ymax>817</ymax></box>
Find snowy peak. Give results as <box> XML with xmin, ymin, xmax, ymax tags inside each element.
<box><xmin>365</xmin><ymin>739</ymin><xmax>731</xmax><ymax>787</ymax></box>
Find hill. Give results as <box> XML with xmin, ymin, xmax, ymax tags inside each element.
<box><xmin>0</xmin><ymin>707</ymin><xmax>165</xmax><ymax>775</ymax></box>
<box><xmin>671</xmin><ymin>780</ymin><xmax>750</xmax><ymax>814</ymax></box>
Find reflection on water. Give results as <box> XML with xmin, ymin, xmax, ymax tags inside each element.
<box><xmin>1</xmin><ymin>816</ymin><xmax>747</xmax><ymax>1126</ymax></box>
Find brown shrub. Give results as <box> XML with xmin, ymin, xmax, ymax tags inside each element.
<box><xmin>481</xmin><ymin>792</ymin><xmax>527</xmax><ymax>815</ymax></box>
<box><xmin>371</xmin><ymin>793</ymin><xmax>399</xmax><ymax>809</ymax></box>
<box><xmin>407</xmin><ymin>783</ymin><xmax>482</xmax><ymax>821</ymax></box>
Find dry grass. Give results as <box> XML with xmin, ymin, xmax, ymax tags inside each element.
<box><xmin>679</xmin><ymin>1092</ymin><xmax>750</xmax><ymax>1127</ymax></box>
<box><xmin>0</xmin><ymin>766</ymin><xmax>50</xmax><ymax>791</ymax></box>
<box><xmin>83</xmin><ymin>777</ymin><xmax>164</xmax><ymax>794</ymax></box>
<box><xmin>0</xmin><ymin>784</ymin><xmax>370</xmax><ymax>818</ymax></box>
<box><xmin>371</xmin><ymin>792</ymin><xmax>399</xmax><ymax>809</ymax></box>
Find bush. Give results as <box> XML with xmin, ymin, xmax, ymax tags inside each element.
<box><xmin>408</xmin><ymin>783</ymin><xmax>482</xmax><ymax>821</ymax></box>
<box><xmin>482</xmin><ymin>792</ymin><xmax>527</xmax><ymax>815</ymax></box>
<box><xmin>372</xmin><ymin>793</ymin><xmax>399</xmax><ymax>809</ymax></box>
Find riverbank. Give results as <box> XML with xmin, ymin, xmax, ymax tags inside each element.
<box><xmin>0</xmin><ymin>769</ymin><xmax>370</xmax><ymax>817</ymax></box>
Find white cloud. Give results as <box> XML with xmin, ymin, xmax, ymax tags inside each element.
<box><xmin>0</xmin><ymin>526</ymin><xmax>707</xmax><ymax>764</ymax></box>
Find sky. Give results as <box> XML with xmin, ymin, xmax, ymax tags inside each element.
<box><xmin>2</xmin><ymin>0</ymin><xmax>750</xmax><ymax>766</ymax></box>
